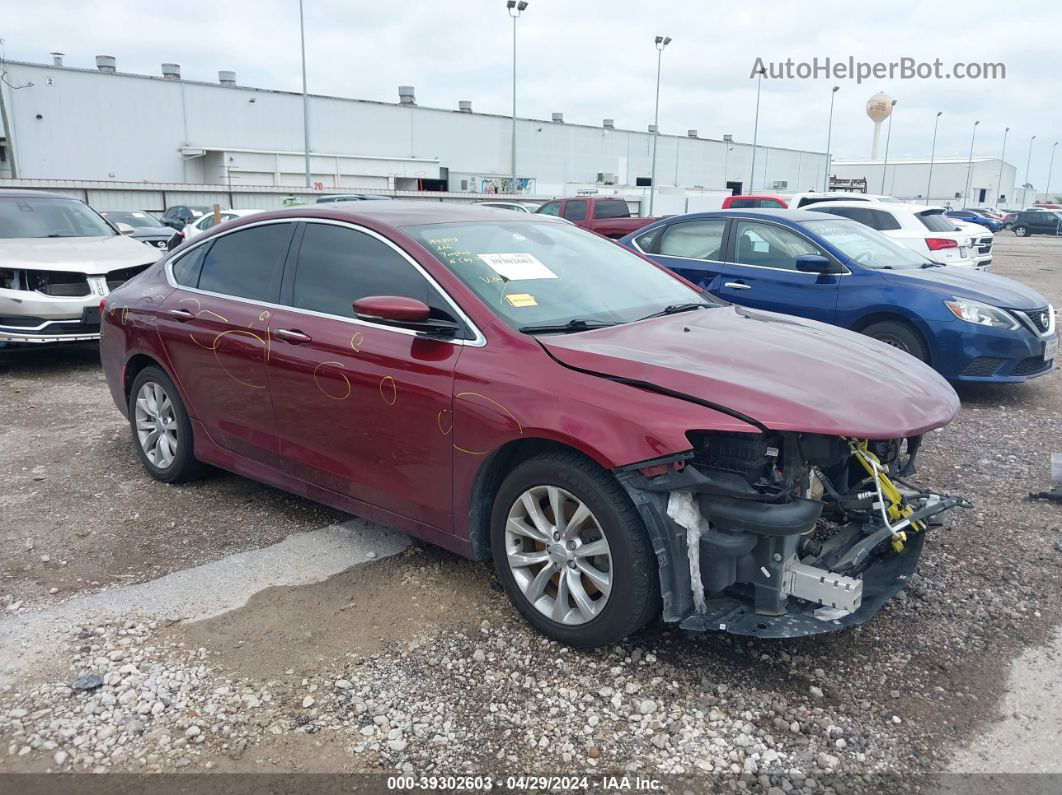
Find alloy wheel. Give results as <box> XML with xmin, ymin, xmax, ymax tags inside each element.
<box><xmin>504</xmin><ymin>485</ymin><xmax>612</xmax><ymax>625</ymax></box>
<box><xmin>875</xmin><ymin>335</ymin><xmax>910</xmax><ymax>353</ymax></box>
<box><xmin>134</xmin><ymin>381</ymin><xmax>178</xmax><ymax>469</ymax></box>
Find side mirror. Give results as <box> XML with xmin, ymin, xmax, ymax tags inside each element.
<box><xmin>795</xmin><ymin>254</ymin><xmax>843</xmax><ymax>274</ymax></box>
<box><xmin>163</xmin><ymin>218</ymin><xmax>184</xmax><ymax>230</ymax></box>
<box><xmin>353</xmin><ymin>295</ymin><xmax>459</xmax><ymax>337</ymax></box>
<box><xmin>115</xmin><ymin>222</ymin><xmax>135</xmax><ymax>235</ymax></box>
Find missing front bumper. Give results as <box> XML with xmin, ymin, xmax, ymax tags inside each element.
<box><xmin>677</xmin><ymin>534</ymin><xmax>924</xmax><ymax>638</ymax></box>
<box><xmin>617</xmin><ymin>459</ymin><xmax>962</xmax><ymax>639</ymax></box>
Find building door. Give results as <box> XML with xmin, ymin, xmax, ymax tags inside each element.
<box><xmin>726</xmin><ymin>181</ymin><xmax>743</xmax><ymax>196</ymax></box>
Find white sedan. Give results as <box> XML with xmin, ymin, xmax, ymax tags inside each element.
<box><xmin>805</xmin><ymin>201</ymin><xmax>980</xmax><ymax>268</ymax></box>
<box><xmin>179</xmin><ymin>209</ymin><xmax>262</xmax><ymax>243</ymax></box>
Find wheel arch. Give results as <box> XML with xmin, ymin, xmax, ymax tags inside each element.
<box><xmin>850</xmin><ymin>311</ymin><xmax>933</xmax><ymax>366</ymax></box>
<box><xmin>122</xmin><ymin>353</ymin><xmax>175</xmax><ymax>409</ymax></box>
<box><xmin>466</xmin><ymin>437</ymin><xmax>615</xmax><ymax>561</ymax></box>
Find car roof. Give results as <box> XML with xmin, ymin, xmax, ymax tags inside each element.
<box><xmin>0</xmin><ymin>189</ymin><xmax>80</xmax><ymax>200</ymax></box>
<box><xmin>229</xmin><ymin>200</ymin><xmax>564</xmax><ymax>229</ymax></box>
<box><xmin>648</xmin><ymin>208</ymin><xmax>837</xmax><ymax>223</ymax></box>
<box><xmin>806</xmin><ymin>200</ymin><xmax>946</xmax><ymax>213</ymax></box>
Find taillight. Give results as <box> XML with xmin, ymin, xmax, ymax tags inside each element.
<box><xmin>99</xmin><ymin>297</ymin><xmax>107</xmax><ymax>313</ymax></box>
<box><xmin>925</xmin><ymin>237</ymin><xmax>958</xmax><ymax>251</ymax></box>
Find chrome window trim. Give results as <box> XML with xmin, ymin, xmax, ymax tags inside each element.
<box><xmin>164</xmin><ymin>217</ymin><xmax>486</xmax><ymax>348</ymax></box>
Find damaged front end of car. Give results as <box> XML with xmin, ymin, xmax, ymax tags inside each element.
<box><xmin>616</xmin><ymin>431</ymin><xmax>970</xmax><ymax>638</ymax></box>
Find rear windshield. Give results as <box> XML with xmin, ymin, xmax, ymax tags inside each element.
<box><xmin>916</xmin><ymin>210</ymin><xmax>958</xmax><ymax>232</ymax></box>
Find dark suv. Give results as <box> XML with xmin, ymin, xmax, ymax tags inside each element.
<box><xmin>1011</xmin><ymin>210</ymin><xmax>1062</xmax><ymax>237</ymax></box>
<box><xmin>159</xmin><ymin>205</ymin><xmax>212</xmax><ymax>231</ymax></box>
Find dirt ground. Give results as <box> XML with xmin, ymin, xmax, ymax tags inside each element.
<box><xmin>0</xmin><ymin>233</ymin><xmax>1059</xmax><ymax>790</ymax></box>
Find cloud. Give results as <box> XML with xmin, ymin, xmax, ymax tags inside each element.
<box><xmin>5</xmin><ymin>0</ymin><xmax>1062</xmax><ymax>187</ymax></box>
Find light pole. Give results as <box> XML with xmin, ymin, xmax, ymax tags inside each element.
<box><xmin>926</xmin><ymin>111</ymin><xmax>942</xmax><ymax>205</ymax></box>
<box><xmin>879</xmin><ymin>99</ymin><xmax>897</xmax><ymax>194</ymax></box>
<box><xmin>749</xmin><ymin>66</ymin><xmax>763</xmax><ymax>193</ymax></box>
<box><xmin>962</xmin><ymin>120</ymin><xmax>979</xmax><ymax>207</ymax></box>
<box><xmin>506</xmin><ymin>1</ymin><xmax>528</xmax><ymax>194</ymax></box>
<box><xmin>648</xmin><ymin>35</ymin><xmax>671</xmax><ymax>215</ymax></box>
<box><xmin>299</xmin><ymin>0</ymin><xmax>311</xmax><ymax>187</ymax></box>
<box><xmin>722</xmin><ymin>134</ymin><xmax>734</xmax><ymax>190</ymax></box>
<box><xmin>995</xmin><ymin>127</ymin><xmax>1009</xmax><ymax>208</ymax></box>
<box><xmin>1046</xmin><ymin>141</ymin><xmax>1059</xmax><ymax>203</ymax></box>
<box><xmin>1022</xmin><ymin>135</ymin><xmax>1036</xmax><ymax>207</ymax></box>
<box><xmin>823</xmin><ymin>85</ymin><xmax>839</xmax><ymax>192</ymax></box>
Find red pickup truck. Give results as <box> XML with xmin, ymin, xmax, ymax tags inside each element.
<box><xmin>535</xmin><ymin>196</ymin><xmax>660</xmax><ymax>238</ymax></box>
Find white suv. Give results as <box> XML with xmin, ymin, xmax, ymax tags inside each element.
<box><xmin>0</xmin><ymin>190</ymin><xmax>161</xmax><ymax>343</ymax></box>
<box><xmin>804</xmin><ymin>201</ymin><xmax>980</xmax><ymax>268</ymax></box>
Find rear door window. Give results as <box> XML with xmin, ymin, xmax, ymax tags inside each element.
<box><xmin>562</xmin><ymin>200</ymin><xmax>588</xmax><ymax>222</ymax></box>
<box><xmin>197</xmin><ymin>222</ymin><xmax>294</xmax><ymax>301</ymax></box>
<box><xmin>593</xmin><ymin>199</ymin><xmax>630</xmax><ymax>219</ymax></box>
<box><xmin>170</xmin><ymin>245</ymin><xmax>208</xmax><ymax>287</ymax></box>
<box><xmin>657</xmin><ymin>219</ymin><xmax>727</xmax><ymax>260</ymax></box>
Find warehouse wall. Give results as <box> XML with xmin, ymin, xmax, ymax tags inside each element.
<box><xmin>2</xmin><ymin>61</ymin><xmax>827</xmax><ymax>194</ymax></box>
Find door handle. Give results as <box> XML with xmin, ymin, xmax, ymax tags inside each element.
<box><xmin>166</xmin><ymin>308</ymin><xmax>195</xmax><ymax>322</ymax></box>
<box><xmin>274</xmin><ymin>328</ymin><xmax>312</xmax><ymax>344</ymax></box>
<box><xmin>724</xmin><ymin>281</ymin><xmax>751</xmax><ymax>290</ymax></box>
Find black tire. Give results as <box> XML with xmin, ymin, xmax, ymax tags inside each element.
<box><xmin>128</xmin><ymin>366</ymin><xmax>207</xmax><ymax>484</ymax></box>
<box><xmin>490</xmin><ymin>451</ymin><xmax>660</xmax><ymax>648</ymax></box>
<box><xmin>862</xmin><ymin>320</ymin><xmax>930</xmax><ymax>363</ymax></box>
<box><xmin>1013</xmin><ymin>225</ymin><xmax>1030</xmax><ymax>237</ymax></box>
<box><xmin>1003</xmin><ymin>223</ymin><xmax>1014</xmax><ymax>231</ymax></box>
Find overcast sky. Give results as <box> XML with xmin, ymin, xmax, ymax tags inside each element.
<box><xmin>5</xmin><ymin>0</ymin><xmax>1062</xmax><ymax>190</ymax></box>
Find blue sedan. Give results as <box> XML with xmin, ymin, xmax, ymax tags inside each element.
<box><xmin>945</xmin><ymin>209</ymin><xmax>1004</xmax><ymax>233</ymax></box>
<box><xmin>619</xmin><ymin>209</ymin><xmax>1056</xmax><ymax>383</ymax></box>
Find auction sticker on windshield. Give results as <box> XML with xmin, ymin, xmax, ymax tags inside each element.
<box><xmin>478</xmin><ymin>252</ymin><xmax>557</xmax><ymax>281</ymax></box>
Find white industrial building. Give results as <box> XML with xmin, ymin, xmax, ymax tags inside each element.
<box><xmin>0</xmin><ymin>56</ymin><xmax>829</xmax><ymax>213</ymax></box>
<box><xmin>831</xmin><ymin>157</ymin><xmax>1020</xmax><ymax>208</ymax></box>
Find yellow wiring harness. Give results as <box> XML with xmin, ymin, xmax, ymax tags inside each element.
<box><xmin>848</xmin><ymin>439</ymin><xmax>926</xmax><ymax>552</ymax></box>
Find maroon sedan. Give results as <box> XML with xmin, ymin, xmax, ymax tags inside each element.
<box><xmin>100</xmin><ymin>202</ymin><xmax>966</xmax><ymax>647</ymax></box>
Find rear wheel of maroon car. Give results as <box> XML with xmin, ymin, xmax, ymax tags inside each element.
<box><xmin>490</xmin><ymin>452</ymin><xmax>659</xmax><ymax>648</ymax></box>
<box><xmin>129</xmin><ymin>366</ymin><xmax>206</xmax><ymax>484</ymax></box>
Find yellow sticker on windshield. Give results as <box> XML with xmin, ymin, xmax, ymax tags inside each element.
<box><xmin>505</xmin><ymin>293</ymin><xmax>538</xmax><ymax>308</ymax></box>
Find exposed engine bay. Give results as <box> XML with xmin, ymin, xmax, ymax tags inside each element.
<box><xmin>616</xmin><ymin>431</ymin><xmax>970</xmax><ymax>638</ymax></box>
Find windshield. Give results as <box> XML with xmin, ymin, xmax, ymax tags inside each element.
<box><xmin>803</xmin><ymin>218</ymin><xmax>931</xmax><ymax>270</ymax></box>
<box><xmin>0</xmin><ymin>197</ymin><xmax>115</xmax><ymax>239</ymax></box>
<box><xmin>405</xmin><ymin>220</ymin><xmax>712</xmax><ymax>331</ymax></box>
<box><xmin>101</xmin><ymin>210</ymin><xmax>164</xmax><ymax>228</ymax></box>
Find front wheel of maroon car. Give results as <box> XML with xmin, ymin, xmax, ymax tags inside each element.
<box><xmin>128</xmin><ymin>366</ymin><xmax>206</xmax><ymax>484</ymax></box>
<box><xmin>490</xmin><ymin>452</ymin><xmax>660</xmax><ymax>648</ymax></box>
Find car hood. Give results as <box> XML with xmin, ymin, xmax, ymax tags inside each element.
<box><xmin>0</xmin><ymin>235</ymin><xmax>160</xmax><ymax>273</ymax></box>
<box><xmin>129</xmin><ymin>228</ymin><xmax>173</xmax><ymax>240</ymax></box>
<box><xmin>879</xmin><ymin>267</ymin><xmax>1046</xmax><ymax>309</ymax></box>
<box><xmin>540</xmin><ymin>307</ymin><xmax>959</xmax><ymax>439</ymax></box>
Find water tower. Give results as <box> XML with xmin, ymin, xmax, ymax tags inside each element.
<box><xmin>866</xmin><ymin>91</ymin><xmax>893</xmax><ymax>159</ymax></box>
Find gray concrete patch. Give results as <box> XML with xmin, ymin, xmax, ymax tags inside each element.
<box><xmin>945</xmin><ymin>627</ymin><xmax>1062</xmax><ymax>775</ymax></box>
<box><xmin>0</xmin><ymin>519</ymin><xmax>408</xmax><ymax>688</ymax></box>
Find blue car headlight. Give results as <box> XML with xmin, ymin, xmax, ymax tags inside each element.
<box><xmin>943</xmin><ymin>298</ymin><xmax>1020</xmax><ymax>330</ymax></box>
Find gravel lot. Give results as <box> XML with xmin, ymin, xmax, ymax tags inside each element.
<box><xmin>1</xmin><ymin>234</ymin><xmax>1059</xmax><ymax>791</ymax></box>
